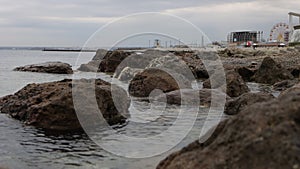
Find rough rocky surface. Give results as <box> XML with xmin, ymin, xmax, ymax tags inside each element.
<box><xmin>252</xmin><ymin>57</ymin><xmax>294</xmax><ymax>84</ymax></box>
<box><xmin>157</xmin><ymin>89</ymin><xmax>229</xmax><ymax>107</ymax></box>
<box><xmin>146</xmin><ymin>53</ymin><xmax>196</xmax><ymax>80</ymax></box>
<box><xmin>172</xmin><ymin>51</ymin><xmax>210</xmax><ymax>79</ymax></box>
<box><xmin>99</xmin><ymin>50</ymin><xmax>132</xmax><ymax>73</ymax></box>
<box><xmin>157</xmin><ymin>85</ymin><xmax>300</xmax><ymax>169</ymax></box>
<box><xmin>225</xmin><ymin>92</ymin><xmax>275</xmax><ymax>115</ymax></box>
<box><xmin>129</xmin><ymin>68</ymin><xmax>192</xmax><ymax>97</ymax></box>
<box><xmin>235</xmin><ymin>66</ymin><xmax>257</xmax><ymax>82</ymax></box>
<box><xmin>114</xmin><ymin>49</ymin><xmax>169</xmax><ymax>77</ymax></box>
<box><xmin>78</xmin><ymin>49</ymin><xmax>132</xmax><ymax>73</ymax></box>
<box><xmin>115</xmin><ymin>50</ymin><xmax>209</xmax><ymax>80</ymax></box>
<box><xmin>14</xmin><ymin>61</ymin><xmax>73</xmax><ymax>74</ymax></box>
<box><xmin>78</xmin><ymin>49</ymin><xmax>107</xmax><ymax>72</ymax></box>
<box><xmin>116</xmin><ymin>67</ymin><xmax>143</xmax><ymax>82</ymax></box>
<box><xmin>0</xmin><ymin>79</ymin><xmax>130</xmax><ymax>131</ymax></box>
<box><xmin>273</xmin><ymin>79</ymin><xmax>299</xmax><ymax>91</ymax></box>
<box><xmin>203</xmin><ymin>70</ymin><xmax>249</xmax><ymax>97</ymax></box>
<box><xmin>218</xmin><ymin>48</ymin><xmax>265</xmax><ymax>58</ymax></box>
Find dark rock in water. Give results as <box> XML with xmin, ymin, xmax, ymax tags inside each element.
<box><xmin>77</xmin><ymin>60</ymin><xmax>102</xmax><ymax>72</ymax></box>
<box><xmin>14</xmin><ymin>61</ymin><xmax>73</xmax><ymax>74</ymax></box>
<box><xmin>115</xmin><ymin>50</ymin><xmax>211</xmax><ymax>81</ymax></box>
<box><xmin>157</xmin><ymin>89</ymin><xmax>229</xmax><ymax>107</ymax></box>
<box><xmin>203</xmin><ymin>70</ymin><xmax>249</xmax><ymax>97</ymax></box>
<box><xmin>99</xmin><ymin>50</ymin><xmax>132</xmax><ymax>73</ymax></box>
<box><xmin>278</xmin><ymin>82</ymin><xmax>300</xmax><ymax>98</ymax></box>
<box><xmin>273</xmin><ymin>79</ymin><xmax>299</xmax><ymax>91</ymax></box>
<box><xmin>235</xmin><ymin>66</ymin><xmax>256</xmax><ymax>82</ymax></box>
<box><xmin>252</xmin><ymin>57</ymin><xmax>294</xmax><ymax>84</ymax></box>
<box><xmin>128</xmin><ymin>68</ymin><xmax>192</xmax><ymax>97</ymax></box>
<box><xmin>92</xmin><ymin>49</ymin><xmax>108</xmax><ymax>61</ymax></box>
<box><xmin>0</xmin><ymin>79</ymin><xmax>130</xmax><ymax>131</ymax></box>
<box><xmin>115</xmin><ymin>50</ymin><xmax>170</xmax><ymax>76</ymax></box>
<box><xmin>157</xmin><ymin>86</ymin><xmax>300</xmax><ymax>169</ymax></box>
<box><xmin>173</xmin><ymin>51</ymin><xmax>210</xmax><ymax>79</ymax></box>
<box><xmin>288</xmin><ymin>66</ymin><xmax>300</xmax><ymax>78</ymax></box>
<box><xmin>77</xmin><ymin>49</ymin><xmax>107</xmax><ymax>72</ymax></box>
<box><xmin>116</xmin><ymin>67</ymin><xmax>143</xmax><ymax>82</ymax></box>
<box><xmin>225</xmin><ymin>92</ymin><xmax>274</xmax><ymax>115</ymax></box>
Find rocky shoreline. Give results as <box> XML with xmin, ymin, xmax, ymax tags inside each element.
<box><xmin>0</xmin><ymin>47</ymin><xmax>299</xmax><ymax>168</ymax></box>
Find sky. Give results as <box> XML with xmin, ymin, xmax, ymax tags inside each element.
<box><xmin>0</xmin><ymin>0</ymin><xmax>300</xmax><ymax>47</ymax></box>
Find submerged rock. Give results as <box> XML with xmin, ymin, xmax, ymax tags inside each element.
<box><xmin>157</xmin><ymin>89</ymin><xmax>229</xmax><ymax>107</ymax></box>
<box><xmin>252</xmin><ymin>57</ymin><xmax>294</xmax><ymax>84</ymax></box>
<box><xmin>128</xmin><ymin>68</ymin><xmax>192</xmax><ymax>97</ymax></box>
<box><xmin>0</xmin><ymin>79</ymin><xmax>130</xmax><ymax>131</ymax></box>
<box><xmin>14</xmin><ymin>61</ymin><xmax>73</xmax><ymax>74</ymax></box>
<box><xmin>157</xmin><ymin>86</ymin><xmax>300</xmax><ymax>169</ymax></box>
<box><xmin>273</xmin><ymin>79</ymin><xmax>299</xmax><ymax>91</ymax></box>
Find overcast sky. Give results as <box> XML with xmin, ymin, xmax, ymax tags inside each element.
<box><xmin>0</xmin><ymin>0</ymin><xmax>300</xmax><ymax>47</ymax></box>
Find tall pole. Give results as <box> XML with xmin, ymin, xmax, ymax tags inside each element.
<box><xmin>289</xmin><ymin>14</ymin><xmax>293</xmax><ymax>41</ymax></box>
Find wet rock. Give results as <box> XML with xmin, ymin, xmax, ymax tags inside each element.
<box><xmin>157</xmin><ymin>89</ymin><xmax>229</xmax><ymax>107</ymax></box>
<box><xmin>288</xmin><ymin>66</ymin><xmax>300</xmax><ymax>78</ymax></box>
<box><xmin>157</xmin><ymin>86</ymin><xmax>300</xmax><ymax>169</ymax></box>
<box><xmin>0</xmin><ymin>79</ymin><xmax>130</xmax><ymax>131</ymax></box>
<box><xmin>77</xmin><ymin>49</ymin><xmax>107</xmax><ymax>72</ymax></box>
<box><xmin>114</xmin><ymin>50</ymin><xmax>169</xmax><ymax>77</ymax></box>
<box><xmin>117</xmin><ymin>67</ymin><xmax>143</xmax><ymax>82</ymax></box>
<box><xmin>252</xmin><ymin>57</ymin><xmax>294</xmax><ymax>84</ymax></box>
<box><xmin>14</xmin><ymin>61</ymin><xmax>73</xmax><ymax>74</ymax></box>
<box><xmin>235</xmin><ymin>66</ymin><xmax>256</xmax><ymax>82</ymax></box>
<box><xmin>99</xmin><ymin>50</ymin><xmax>132</xmax><ymax>73</ymax></box>
<box><xmin>273</xmin><ymin>79</ymin><xmax>299</xmax><ymax>91</ymax></box>
<box><xmin>146</xmin><ymin>53</ymin><xmax>196</xmax><ymax>80</ymax></box>
<box><xmin>225</xmin><ymin>92</ymin><xmax>275</xmax><ymax>115</ymax></box>
<box><xmin>128</xmin><ymin>68</ymin><xmax>192</xmax><ymax>97</ymax></box>
<box><xmin>173</xmin><ymin>51</ymin><xmax>211</xmax><ymax>79</ymax></box>
<box><xmin>203</xmin><ymin>70</ymin><xmax>249</xmax><ymax>97</ymax></box>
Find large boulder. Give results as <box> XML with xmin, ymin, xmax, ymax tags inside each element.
<box><xmin>113</xmin><ymin>50</ymin><xmax>169</xmax><ymax>78</ymax></box>
<box><xmin>77</xmin><ymin>49</ymin><xmax>107</xmax><ymax>72</ymax></box>
<box><xmin>235</xmin><ymin>66</ymin><xmax>257</xmax><ymax>82</ymax></box>
<box><xmin>14</xmin><ymin>61</ymin><xmax>73</xmax><ymax>74</ymax></box>
<box><xmin>0</xmin><ymin>79</ymin><xmax>130</xmax><ymax>131</ymax></box>
<box><xmin>129</xmin><ymin>68</ymin><xmax>192</xmax><ymax>97</ymax></box>
<box><xmin>99</xmin><ymin>50</ymin><xmax>132</xmax><ymax>73</ymax></box>
<box><xmin>252</xmin><ymin>57</ymin><xmax>294</xmax><ymax>84</ymax></box>
<box><xmin>225</xmin><ymin>92</ymin><xmax>275</xmax><ymax>115</ymax></box>
<box><xmin>203</xmin><ymin>70</ymin><xmax>249</xmax><ymax>97</ymax></box>
<box><xmin>173</xmin><ymin>51</ymin><xmax>210</xmax><ymax>79</ymax></box>
<box><xmin>146</xmin><ymin>53</ymin><xmax>195</xmax><ymax>80</ymax></box>
<box><xmin>117</xmin><ymin>67</ymin><xmax>143</xmax><ymax>82</ymax></box>
<box><xmin>157</xmin><ymin>86</ymin><xmax>300</xmax><ymax>169</ymax></box>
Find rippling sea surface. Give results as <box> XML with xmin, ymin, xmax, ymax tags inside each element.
<box><xmin>0</xmin><ymin>50</ymin><xmax>277</xmax><ymax>169</ymax></box>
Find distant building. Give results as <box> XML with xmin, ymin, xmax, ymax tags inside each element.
<box><xmin>288</xmin><ymin>12</ymin><xmax>300</xmax><ymax>43</ymax></box>
<box><xmin>227</xmin><ymin>30</ymin><xmax>263</xmax><ymax>45</ymax></box>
